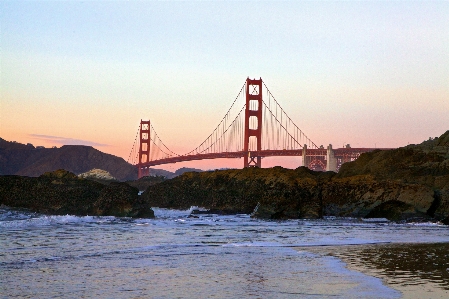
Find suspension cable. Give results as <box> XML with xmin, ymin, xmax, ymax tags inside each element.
<box><xmin>262</xmin><ymin>80</ymin><xmax>318</xmax><ymax>149</ymax></box>
<box><xmin>127</xmin><ymin>125</ymin><xmax>140</xmax><ymax>163</ymax></box>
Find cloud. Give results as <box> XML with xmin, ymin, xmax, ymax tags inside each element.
<box><xmin>29</xmin><ymin>134</ymin><xmax>109</xmax><ymax>147</ymax></box>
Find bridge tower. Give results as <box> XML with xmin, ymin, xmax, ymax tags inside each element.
<box><xmin>138</xmin><ymin>120</ymin><xmax>151</xmax><ymax>178</ymax></box>
<box><xmin>244</xmin><ymin>77</ymin><xmax>263</xmax><ymax>167</ymax></box>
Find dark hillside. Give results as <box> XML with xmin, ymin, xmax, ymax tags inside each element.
<box><xmin>0</xmin><ymin>139</ymin><xmax>137</xmax><ymax>181</ymax></box>
<box><xmin>336</xmin><ymin>130</ymin><xmax>449</xmax><ymax>187</ymax></box>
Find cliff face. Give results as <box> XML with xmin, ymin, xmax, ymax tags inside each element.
<box><xmin>142</xmin><ymin>131</ymin><xmax>449</xmax><ymax>221</ymax></box>
<box><xmin>0</xmin><ymin>139</ymin><xmax>137</xmax><ymax>181</ymax></box>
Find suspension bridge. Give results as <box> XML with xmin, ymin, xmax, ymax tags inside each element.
<box><xmin>128</xmin><ymin>78</ymin><xmax>385</xmax><ymax>178</ymax></box>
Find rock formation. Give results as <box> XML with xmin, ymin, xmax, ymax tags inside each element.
<box><xmin>142</xmin><ymin>131</ymin><xmax>449</xmax><ymax>222</ymax></box>
<box><xmin>1</xmin><ymin>131</ymin><xmax>448</xmax><ymax>222</ymax></box>
<box><xmin>126</xmin><ymin>175</ymin><xmax>167</xmax><ymax>191</ymax></box>
<box><xmin>0</xmin><ymin>169</ymin><xmax>154</xmax><ymax>218</ymax></box>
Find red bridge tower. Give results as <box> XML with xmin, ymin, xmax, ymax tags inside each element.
<box><xmin>244</xmin><ymin>77</ymin><xmax>263</xmax><ymax>167</ymax></box>
<box><xmin>138</xmin><ymin>120</ymin><xmax>151</xmax><ymax>178</ymax></box>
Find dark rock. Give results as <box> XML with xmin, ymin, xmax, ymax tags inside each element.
<box><xmin>364</xmin><ymin>200</ymin><xmax>416</xmax><ymax>221</ymax></box>
<box><xmin>441</xmin><ymin>216</ymin><xmax>449</xmax><ymax>225</ymax></box>
<box><xmin>173</xmin><ymin>167</ymin><xmax>203</xmax><ymax>177</ymax></box>
<box><xmin>40</xmin><ymin>169</ymin><xmax>79</xmax><ymax>179</ymax></box>
<box><xmin>126</xmin><ymin>175</ymin><xmax>167</xmax><ymax>191</ymax></box>
<box><xmin>436</xmin><ymin>131</ymin><xmax>449</xmax><ymax>146</ymax></box>
<box><xmin>141</xmin><ymin>131</ymin><xmax>449</xmax><ymax>221</ymax></box>
<box><xmin>0</xmin><ymin>170</ymin><xmax>154</xmax><ymax>218</ymax></box>
<box><xmin>94</xmin><ymin>182</ymin><xmax>154</xmax><ymax>218</ymax></box>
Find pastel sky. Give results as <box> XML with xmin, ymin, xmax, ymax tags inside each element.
<box><xmin>1</xmin><ymin>1</ymin><xmax>448</xmax><ymax>171</ymax></box>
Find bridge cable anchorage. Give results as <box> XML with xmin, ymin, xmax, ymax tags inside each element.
<box><xmin>262</xmin><ymin>80</ymin><xmax>318</xmax><ymax>149</ymax></box>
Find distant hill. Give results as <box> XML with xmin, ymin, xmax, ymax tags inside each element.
<box><xmin>0</xmin><ymin>138</ymin><xmax>137</xmax><ymax>181</ymax></box>
<box><xmin>0</xmin><ymin>138</ymin><xmax>204</xmax><ymax>181</ymax></box>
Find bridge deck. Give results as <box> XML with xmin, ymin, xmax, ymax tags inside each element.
<box><xmin>137</xmin><ymin>148</ymin><xmax>386</xmax><ymax>168</ymax></box>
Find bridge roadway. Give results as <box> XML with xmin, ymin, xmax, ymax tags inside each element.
<box><xmin>138</xmin><ymin>148</ymin><xmax>382</xmax><ymax>168</ymax></box>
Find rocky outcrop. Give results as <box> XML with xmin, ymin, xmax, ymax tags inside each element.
<box><xmin>93</xmin><ymin>182</ymin><xmax>154</xmax><ymax>218</ymax></box>
<box><xmin>142</xmin><ymin>167</ymin><xmax>446</xmax><ymax>221</ymax></box>
<box><xmin>126</xmin><ymin>175</ymin><xmax>167</xmax><ymax>191</ymax></box>
<box><xmin>332</xmin><ymin>130</ymin><xmax>449</xmax><ymax>220</ymax></box>
<box><xmin>142</xmin><ymin>131</ymin><xmax>449</xmax><ymax>222</ymax></box>
<box><xmin>142</xmin><ymin>167</ymin><xmax>320</xmax><ymax>217</ymax></box>
<box><xmin>0</xmin><ymin>169</ymin><xmax>154</xmax><ymax>218</ymax></box>
<box><xmin>322</xmin><ymin>177</ymin><xmax>441</xmax><ymax>220</ymax></box>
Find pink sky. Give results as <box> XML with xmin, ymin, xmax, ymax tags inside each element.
<box><xmin>2</xmin><ymin>2</ymin><xmax>448</xmax><ymax>171</ymax></box>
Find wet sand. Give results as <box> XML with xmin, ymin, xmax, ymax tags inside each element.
<box><xmin>303</xmin><ymin>242</ymin><xmax>449</xmax><ymax>298</ymax></box>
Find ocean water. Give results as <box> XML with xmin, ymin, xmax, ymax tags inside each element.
<box><xmin>1</xmin><ymin>207</ymin><xmax>449</xmax><ymax>299</ymax></box>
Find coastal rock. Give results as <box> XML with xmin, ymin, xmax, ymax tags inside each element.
<box><xmin>0</xmin><ymin>169</ymin><xmax>154</xmax><ymax>218</ymax></box>
<box><xmin>322</xmin><ymin>177</ymin><xmax>437</xmax><ymax>218</ymax></box>
<box><xmin>126</xmin><ymin>175</ymin><xmax>167</xmax><ymax>191</ymax></box>
<box><xmin>41</xmin><ymin>168</ymin><xmax>79</xmax><ymax>179</ymax></box>
<box><xmin>442</xmin><ymin>217</ymin><xmax>449</xmax><ymax>225</ymax></box>
<box><xmin>142</xmin><ymin>167</ymin><xmax>443</xmax><ymax>221</ymax></box>
<box><xmin>142</xmin><ymin>131</ymin><xmax>449</xmax><ymax>222</ymax></box>
<box><xmin>0</xmin><ymin>171</ymin><xmax>103</xmax><ymax>215</ymax></box>
<box><xmin>94</xmin><ymin>182</ymin><xmax>154</xmax><ymax>218</ymax></box>
<box><xmin>142</xmin><ymin>166</ymin><xmax>323</xmax><ymax>218</ymax></box>
<box><xmin>364</xmin><ymin>200</ymin><xmax>418</xmax><ymax>221</ymax></box>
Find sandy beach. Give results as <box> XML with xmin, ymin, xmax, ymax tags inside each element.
<box><xmin>303</xmin><ymin>242</ymin><xmax>449</xmax><ymax>299</ymax></box>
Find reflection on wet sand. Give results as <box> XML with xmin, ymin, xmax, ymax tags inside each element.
<box><xmin>305</xmin><ymin>243</ymin><xmax>449</xmax><ymax>299</ymax></box>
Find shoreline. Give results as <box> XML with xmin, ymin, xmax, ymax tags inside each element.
<box><xmin>301</xmin><ymin>242</ymin><xmax>449</xmax><ymax>299</ymax></box>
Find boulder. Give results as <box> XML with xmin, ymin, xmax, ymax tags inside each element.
<box><xmin>94</xmin><ymin>182</ymin><xmax>154</xmax><ymax>218</ymax></box>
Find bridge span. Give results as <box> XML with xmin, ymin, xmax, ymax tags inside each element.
<box><xmin>128</xmin><ymin>78</ymin><xmax>388</xmax><ymax>178</ymax></box>
<box><xmin>135</xmin><ymin>146</ymin><xmax>385</xmax><ymax>178</ymax></box>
